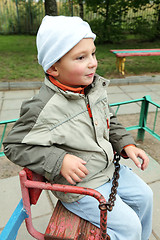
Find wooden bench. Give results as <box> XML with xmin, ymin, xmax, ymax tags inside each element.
<box><xmin>110</xmin><ymin>49</ymin><xmax>160</xmax><ymax>75</ymax></box>
<box><xmin>45</xmin><ymin>200</ymin><xmax>104</xmax><ymax>240</ymax></box>
<box><xmin>19</xmin><ymin>169</ymin><xmax>110</xmax><ymax>240</ymax></box>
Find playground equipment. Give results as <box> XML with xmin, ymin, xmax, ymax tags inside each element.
<box><xmin>0</xmin><ymin>95</ymin><xmax>159</xmax><ymax>239</ymax></box>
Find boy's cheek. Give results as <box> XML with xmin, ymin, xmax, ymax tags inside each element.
<box><xmin>71</xmin><ymin>67</ymin><xmax>85</xmax><ymax>76</ymax></box>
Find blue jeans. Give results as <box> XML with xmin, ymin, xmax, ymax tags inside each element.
<box><xmin>62</xmin><ymin>165</ymin><xmax>153</xmax><ymax>240</ymax></box>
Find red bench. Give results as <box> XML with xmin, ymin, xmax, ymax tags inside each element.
<box><xmin>110</xmin><ymin>49</ymin><xmax>160</xmax><ymax>75</ymax></box>
<box><xmin>45</xmin><ymin>200</ymin><xmax>103</xmax><ymax>240</ymax></box>
<box><xmin>19</xmin><ymin>168</ymin><xmax>110</xmax><ymax>240</ymax></box>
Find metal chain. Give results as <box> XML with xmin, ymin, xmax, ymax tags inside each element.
<box><xmin>106</xmin><ymin>153</ymin><xmax>121</xmax><ymax>212</ymax></box>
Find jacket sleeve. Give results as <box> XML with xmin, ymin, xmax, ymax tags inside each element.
<box><xmin>3</xmin><ymin>95</ymin><xmax>67</xmax><ymax>182</ymax></box>
<box><xmin>109</xmin><ymin>107</ymin><xmax>136</xmax><ymax>156</ymax></box>
<box><xmin>3</xmin><ymin>142</ymin><xmax>66</xmax><ymax>182</ymax></box>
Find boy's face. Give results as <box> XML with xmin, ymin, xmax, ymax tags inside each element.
<box><xmin>49</xmin><ymin>38</ymin><xmax>98</xmax><ymax>87</ymax></box>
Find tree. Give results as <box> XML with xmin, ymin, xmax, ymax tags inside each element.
<box><xmin>85</xmin><ymin>0</ymin><xmax>131</xmax><ymax>24</ymax></box>
<box><xmin>85</xmin><ymin>0</ymin><xmax>129</xmax><ymax>42</ymax></box>
<box><xmin>85</xmin><ymin>0</ymin><xmax>160</xmax><ymax>42</ymax></box>
<box><xmin>73</xmin><ymin>0</ymin><xmax>84</xmax><ymax>19</ymax></box>
<box><xmin>129</xmin><ymin>0</ymin><xmax>160</xmax><ymax>38</ymax></box>
<box><xmin>148</xmin><ymin>0</ymin><xmax>160</xmax><ymax>37</ymax></box>
<box><xmin>45</xmin><ymin>0</ymin><xmax>58</xmax><ymax>16</ymax></box>
<box><xmin>78</xmin><ymin>0</ymin><xmax>84</xmax><ymax>19</ymax></box>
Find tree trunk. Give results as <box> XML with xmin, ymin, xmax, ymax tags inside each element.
<box><xmin>105</xmin><ymin>0</ymin><xmax>110</xmax><ymax>23</ymax></box>
<box><xmin>79</xmin><ymin>0</ymin><xmax>84</xmax><ymax>19</ymax></box>
<box><xmin>157</xmin><ymin>6</ymin><xmax>160</xmax><ymax>27</ymax></box>
<box><xmin>157</xmin><ymin>8</ymin><xmax>160</xmax><ymax>37</ymax></box>
<box><xmin>45</xmin><ymin>0</ymin><xmax>58</xmax><ymax>16</ymax></box>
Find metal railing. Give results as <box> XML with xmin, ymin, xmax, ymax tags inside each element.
<box><xmin>0</xmin><ymin>95</ymin><xmax>160</xmax><ymax>157</ymax></box>
<box><xmin>110</xmin><ymin>95</ymin><xmax>160</xmax><ymax>142</ymax></box>
<box><xmin>0</xmin><ymin>119</ymin><xmax>18</xmax><ymax>157</ymax></box>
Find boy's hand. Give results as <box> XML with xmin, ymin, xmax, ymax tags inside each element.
<box><xmin>124</xmin><ymin>145</ymin><xmax>149</xmax><ymax>171</ymax></box>
<box><xmin>60</xmin><ymin>154</ymin><xmax>89</xmax><ymax>185</ymax></box>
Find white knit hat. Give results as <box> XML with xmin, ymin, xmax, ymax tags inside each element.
<box><xmin>36</xmin><ymin>15</ymin><xmax>96</xmax><ymax>72</ymax></box>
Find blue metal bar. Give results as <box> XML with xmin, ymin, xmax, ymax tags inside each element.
<box><xmin>0</xmin><ymin>199</ymin><xmax>28</xmax><ymax>240</ymax></box>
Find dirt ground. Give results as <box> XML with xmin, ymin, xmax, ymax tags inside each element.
<box><xmin>0</xmin><ymin>112</ymin><xmax>159</xmax><ymax>179</ymax></box>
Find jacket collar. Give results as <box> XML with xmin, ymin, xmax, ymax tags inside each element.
<box><xmin>44</xmin><ymin>74</ymin><xmax>110</xmax><ymax>100</ymax></box>
<box><xmin>48</xmin><ymin>75</ymin><xmax>86</xmax><ymax>94</ymax></box>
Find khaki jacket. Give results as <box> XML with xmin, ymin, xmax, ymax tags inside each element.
<box><xmin>4</xmin><ymin>74</ymin><xmax>135</xmax><ymax>202</ymax></box>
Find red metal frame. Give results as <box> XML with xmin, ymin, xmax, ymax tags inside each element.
<box><xmin>19</xmin><ymin>169</ymin><xmax>109</xmax><ymax>240</ymax></box>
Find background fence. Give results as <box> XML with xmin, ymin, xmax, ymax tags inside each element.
<box><xmin>0</xmin><ymin>0</ymin><xmax>159</xmax><ymax>37</ymax></box>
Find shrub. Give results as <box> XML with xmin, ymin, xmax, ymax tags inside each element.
<box><xmin>88</xmin><ymin>18</ymin><xmax>125</xmax><ymax>43</ymax></box>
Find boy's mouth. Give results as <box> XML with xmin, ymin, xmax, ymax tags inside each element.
<box><xmin>86</xmin><ymin>73</ymin><xmax>94</xmax><ymax>78</ymax></box>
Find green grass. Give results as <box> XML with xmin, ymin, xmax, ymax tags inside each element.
<box><xmin>0</xmin><ymin>35</ymin><xmax>44</xmax><ymax>81</ymax></box>
<box><xmin>0</xmin><ymin>35</ymin><xmax>160</xmax><ymax>81</ymax></box>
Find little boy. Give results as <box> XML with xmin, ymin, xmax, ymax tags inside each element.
<box><xmin>4</xmin><ymin>16</ymin><xmax>153</xmax><ymax>240</ymax></box>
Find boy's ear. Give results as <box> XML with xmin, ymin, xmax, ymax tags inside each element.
<box><xmin>47</xmin><ymin>65</ymin><xmax>59</xmax><ymax>77</ymax></box>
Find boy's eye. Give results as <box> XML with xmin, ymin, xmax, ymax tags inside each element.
<box><xmin>77</xmin><ymin>56</ymin><xmax>84</xmax><ymax>60</ymax></box>
<box><xmin>92</xmin><ymin>51</ymin><xmax>96</xmax><ymax>56</ymax></box>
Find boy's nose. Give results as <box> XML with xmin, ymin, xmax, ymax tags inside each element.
<box><xmin>88</xmin><ymin>56</ymin><xmax>97</xmax><ymax>69</ymax></box>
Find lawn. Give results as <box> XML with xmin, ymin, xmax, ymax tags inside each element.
<box><xmin>0</xmin><ymin>35</ymin><xmax>160</xmax><ymax>82</ymax></box>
